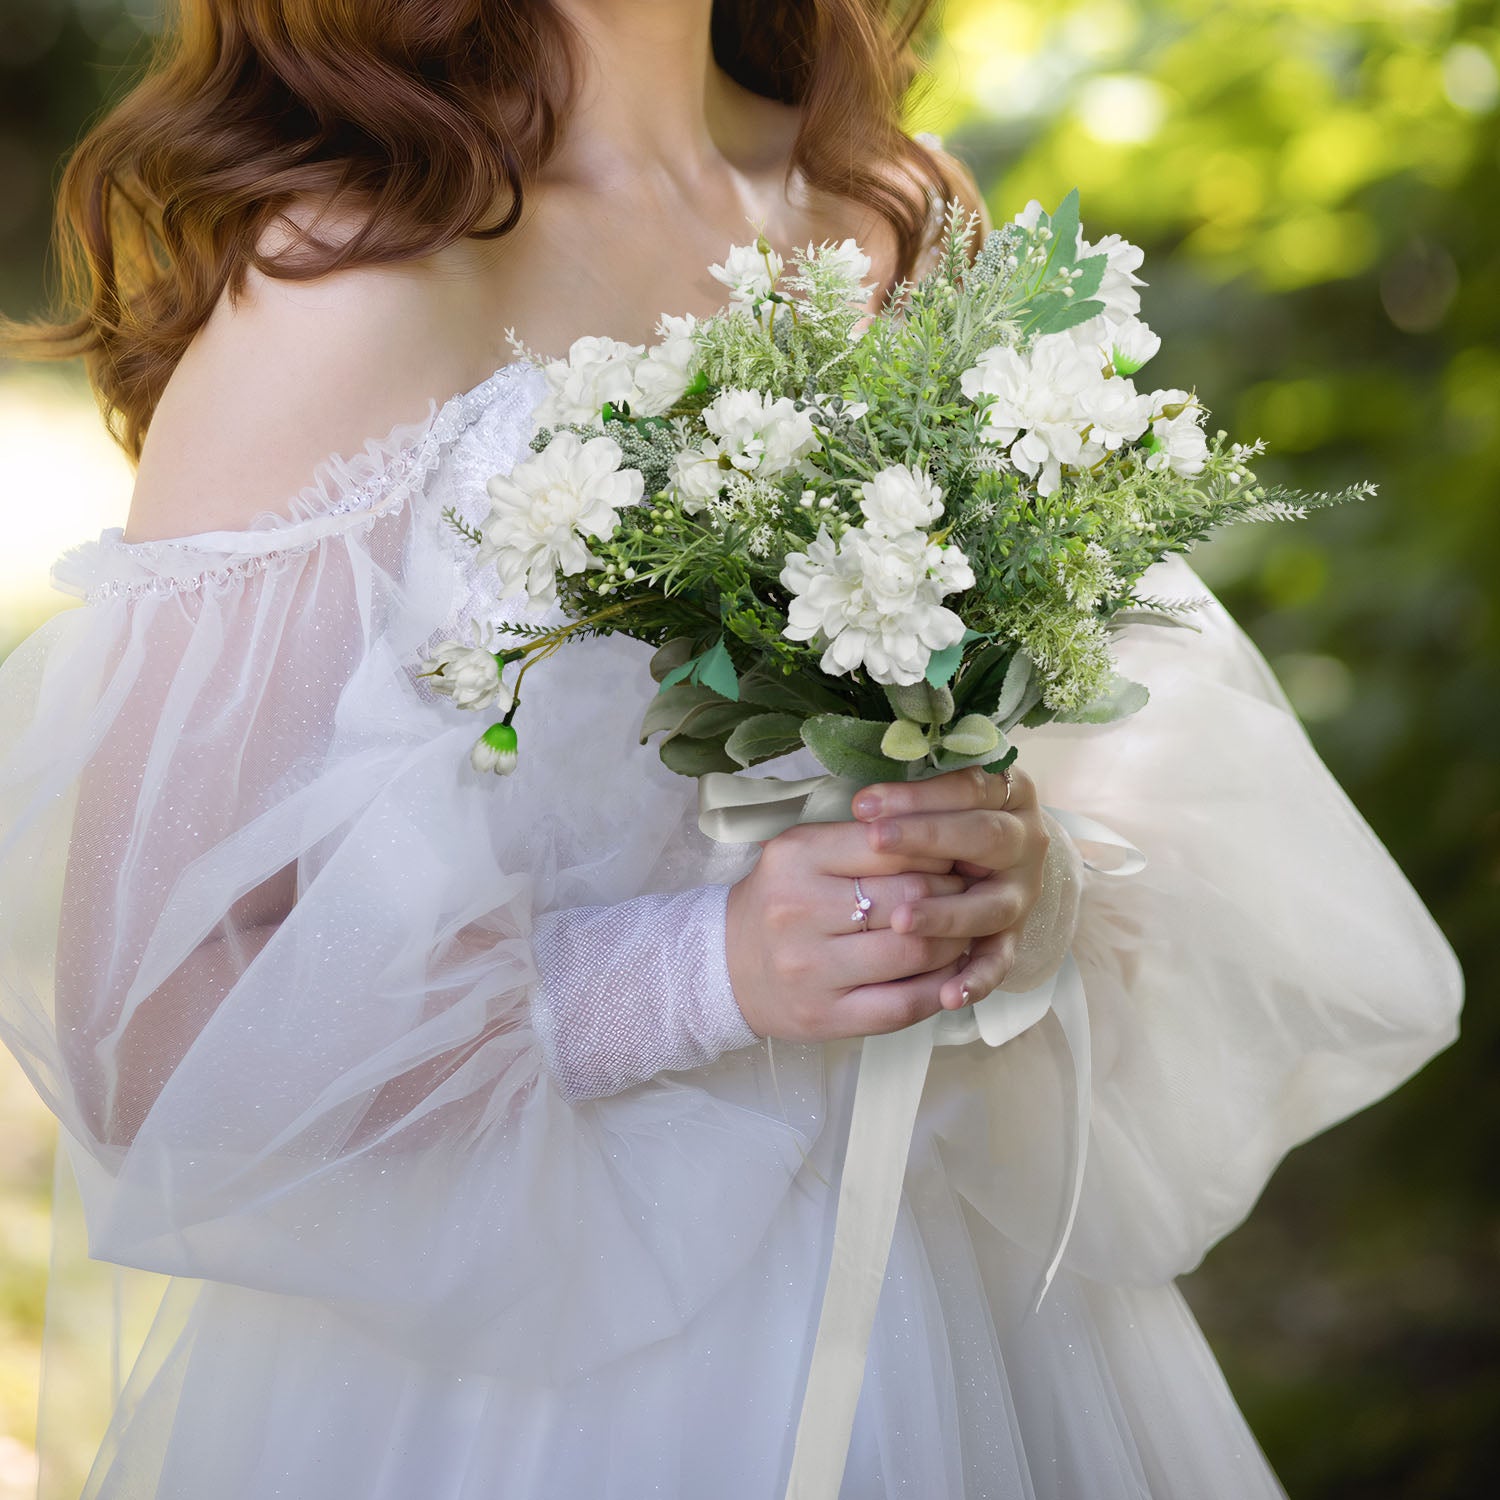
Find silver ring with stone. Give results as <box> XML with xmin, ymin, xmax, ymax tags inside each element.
<box><xmin>851</xmin><ymin>876</ymin><xmax>873</xmax><ymax>931</ymax></box>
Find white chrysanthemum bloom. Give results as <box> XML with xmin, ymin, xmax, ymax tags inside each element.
<box><xmin>668</xmin><ymin>438</ymin><xmax>727</xmax><ymax>513</ymax></box>
<box><xmin>630</xmin><ymin>312</ymin><xmax>698</xmax><ymax>416</ymax></box>
<box><xmin>709</xmin><ymin>242</ymin><xmax>783</xmax><ymax>308</ymax></box>
<box><xmin>418</xmin><ymin>630</ymin><xmax>514</xmax><ymax>713</ymax></box>
<box><xmin>810</xmin><ymin>237</ymin><xmax>874</xmax><ymax>297</ymax></box>
<box><xmin>702</xmin><ymin>389</ymin><xmax>820</xmax><ymax>477</ymax></box>
<box><xmin>859</xmin><ymin>463</ymin><xmax>944</xmax><ymax>538</ymax></box>
<box><xmin>780</xmin><ymin>525</ymin><xmax>972</xmax><ymax>686</ymax></box>
<box><xmin>1063</xmin><ymin>312</ymin><xmax>1162</xmax><ymax>377</ymax></box>
<box><xmin>1142</xmin><ymin>388</ymin><xmax>1210</xmax><ymax>477</ymax></box>
<box><xmin>960</xmin><ymin>338</ymin><xmax>1105</xmax><ymax>496</ymax></box>
<box><xmin>482</xmin><ymin>431</ymin><xmax>642</xmax><ymax>605</ymax></box>
<box><xmin>1079</xmin><ymin>230</ymin><xmax>1147</xmax><ymax>321</ymax></box>
<box><xmin>1077</xmin><ymin>376</ymin><xmax>1155</xmax><ymax>461</ymax></box>
<box><xmin>534</xmin><ymin>335</ymin><xmax>644</xmax><ymax>426</ymax></box>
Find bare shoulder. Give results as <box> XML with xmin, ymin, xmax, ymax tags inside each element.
<box><xmin>125</xmin><ymin>205</ymin><xmax>496</xmax><ymax>544</ymax></box>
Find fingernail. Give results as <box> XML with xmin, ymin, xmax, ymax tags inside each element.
<box><xmin>853</xmin><ymin>793</ymin><xmax>880</xmax><ymax>817</ymax></box>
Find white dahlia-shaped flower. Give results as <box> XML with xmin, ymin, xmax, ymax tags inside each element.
<box><xmin>858</xmin><ymin>463</ymin><xmax>945</xmax><ymax>538</ymax></box>
<box><xmin>780</xmin><ymin>525</ymin><xmax>973</xmax><ymax>686</ymax></box>
<box><xmin>669</xmin><ymin>438</ymin><xmax>728</xmax><ymax>512</ymax></box>
<box><xmin>1063</xmin><ymin>312</ymin><xmax>1162</xmax><ymax>377</ymax></box>
<box><xmin>709</xmin><ymin>242</ymin><xmax>783</xmax><ymax>309</ymax></box>
<box><xmin>630</xmin><ymin>312</ymin><xmax>698</xmax><ymax>416</ymax></box>
<box><xmin>482</xmin><ymin>431</ymin><xmax>642</xmax><ymax>605</ymax></box>
<box><xmin>533</xmin><ymin>335</ymin><xmax>644</xmax><ymax>426</ymax></box>
<box><xmin>702</xmin><ymin>389</ymin><xmax>820</xmax><ymax>477</ymax></box>
<box><xmin>1077</xmin><ymin>376</ymin><xmax>1155</xmax><ymax>460</ymax></box>
<box><xmin>1143</xmin><ymin>389</ymin><xmax>1210</xmax><ymax>477</ymax></box>
<box><xmin>959</xmin><ymin>338</ymin><xmax>1105</xmax><ymax>496</ymax></box>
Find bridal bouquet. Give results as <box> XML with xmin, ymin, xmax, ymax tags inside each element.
<box><xmin>422</xmin><ymin>191</ymin><xmax>1368</xmax><ymax>785</ymax></box>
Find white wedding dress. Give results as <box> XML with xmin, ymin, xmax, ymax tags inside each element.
<box><xmin>0</xmin><ymin>353</ymin><xmax>1463</xmax><ymax>1500</ymax></box>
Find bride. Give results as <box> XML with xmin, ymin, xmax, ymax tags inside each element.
<box><xmin>0</xmin><ymin>1</ymin><xmax>1463</xmax><ymax>1496</ymax></box>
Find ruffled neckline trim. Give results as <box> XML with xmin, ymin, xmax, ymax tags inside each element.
<box><xmin>50</xmin><ymin>359</ymin><xmax>540</xmax><ymax>602</ymax></box>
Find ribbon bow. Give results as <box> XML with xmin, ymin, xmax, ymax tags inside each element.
<box><xmin>696</xmin><ymin>772</ymin><xmax>1145</xmax><ymax>1500</ymax></box>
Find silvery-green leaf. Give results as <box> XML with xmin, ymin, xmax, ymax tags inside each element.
<box><xmin>939</xmin><ymin>714</ymin><xmax>1001</xmax><ymax>757</ymax></box>
<box><xmin>675</xmin><ymin>700</ymin><xmax>760</xmax><ymax>742</ymax></box>
<box><xmin>882</xmin><ymin>680</ymin><xmax>955</xmax><ymax>726</ymax></box>
<box><xmin>725</xmin><ymin>712</ymin><xmax>807</xmax><ymax>768</ymax></box>
<box><xmin>801</xmin><ymin>715</ymin><xmax>899</xmax><ymax>782</ymax></box>
<box><xmin>658</xmin><ymin>734</ymin><xmax>740</xmax><ymax>776</ymax></box>
<box><xmin>1054</xmin><ymin>674</ymin><xmax>1151</xmax><ymax>724</ymax></box>
<box><xmin>738</xmin><ymin>669</ymin><xmax>847</xmax><ymax>718</ymax></box>
<box><xmin>639</xmin><ymin>682</ymin><xmax>725</xmax><ymax>742</ymax></box>
<box><xmin>992</xmin><ymin>651</ymin><xmax>1033</xmax><ymax>724</ymax></box>
<box><xmin>1107</xmin><ymin>609</ymin><xmax>1204</xmax><ymax>634</ymax></box>
<box><xmin>651</xmin><ymin>637</ymin><xmax>698</xmax><ymax>685</ymax></box>
<box><xmin>880</xmin><ymin>718</ymin><xmax>931</xmax><ymax>761</ymax></box>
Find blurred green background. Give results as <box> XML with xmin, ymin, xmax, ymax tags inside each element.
<box><xmin>0</xmin><ymin>0</ymin><xmax>1495</xmax><ymax>1496</ymax></box>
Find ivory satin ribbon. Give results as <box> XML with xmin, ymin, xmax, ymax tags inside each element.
<box><xmin>695</xmin><ymin>771</ymin><xmax>1145</xmax><ymax>1500</ymax></box>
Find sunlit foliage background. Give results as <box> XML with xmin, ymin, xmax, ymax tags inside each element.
<box><xmin>0</xmin><ymin>1</ymin><xmax>1495</xmax><ymax>1496</ymax></box>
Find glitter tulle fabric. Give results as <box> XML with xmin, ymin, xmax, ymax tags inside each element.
<box><xmin>0</xmin><ymin>357</ymin><xmax>1463</xmax><ymax>1499</ymax></box>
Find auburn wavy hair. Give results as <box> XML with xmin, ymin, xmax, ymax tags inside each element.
<box><xmin>2</xmin><ymin>0</ymin><xmax>965</xmax><ymax>463</ymax></box>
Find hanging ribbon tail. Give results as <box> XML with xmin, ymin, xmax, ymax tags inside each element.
<box><xmin>781</xmin><ymin>1020</ymin><xmax>938</xmax><ymax>1500</ymax></box>
<box><xmin>698</xmin><ymin>771</ymin><xmax>865</xmax><ymax>844</ymax></box>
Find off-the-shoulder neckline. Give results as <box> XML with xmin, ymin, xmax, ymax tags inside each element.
<box><xmin>106</xmin><ymin>356</ymin><xmax>537</xmax><ymax>554</ymax></box>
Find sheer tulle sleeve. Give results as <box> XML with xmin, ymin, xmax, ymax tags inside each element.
<box><xmin>928</xmin><ymin>551</ymin><xmax>1464</xmax><ymax>1287</ymax></box>
<box><xmin>0</xmin><ymin>404</ymin><xmax>810</xmax><ymax>1386</ymax></box>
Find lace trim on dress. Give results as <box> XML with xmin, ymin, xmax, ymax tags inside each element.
<box><xmin>50</xmin><ymin>360</ymin><xmax>535</xmax><ymax>606</ymax></box>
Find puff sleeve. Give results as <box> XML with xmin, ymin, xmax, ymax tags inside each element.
<box><xmin>0</xmin><ymin>405</ymin><xmax>809</xmax><ymax>1388</ymax></box>
<box><xmin>927</xmin><ymin>552</ymin><xmax>1464</xmax><ymax>1287</ymax></box>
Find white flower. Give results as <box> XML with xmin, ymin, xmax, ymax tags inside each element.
<box><xmin>669</xmin><ymin>438</ymin><xmax>728</xmax><ymax>512</ymax></box>
<box><xmin>481</xmin><ymin>431</ymin><xmax>642</xmax><ymax>604</ymax></box>
<box><xmin>709</xmin><ymin>241</ymin><xmax>782</xmax><ymax>308</ymax></box>
<box><xmin>779</xmin><ymin>525</ymin><xmax>973</xmax><ymax>686</ymax></box>
<box><xmin>533</xmin><ymin>335</ymin><xmax>644</xmax><ymax>426</ymax></box>
<box><xmin>858</xmin><ymin>463</ymin><xmax>945</xmax><ymax>538</ymax></box>
<box><xmin>1143</xmin><ymin>389</ymin><xmax>1210</xmax><ymax>477</ymax></box>
<box><xmin>630</xmin><ymin>312</ymin><xmax>698</xmax><ymax>416</ymax></box>
<box><xmin>1077</xmin><ymin>376</ymin><xmax>1155</xmax><ymax>459</ymax></box>
<box><xmin>960</xmin><ymin>338</ymin><xmax>1105</xmax><ymax>496</ymax></box>
<box><xmin>419</xmin><ymin>622</ymin><xmax>514</xmax><ymax>713</ymax></box>
<box><xmin>470</xmin><ymin>722</ymin><xmax>519</xmax><ymax>776</ymax></box>
<box><xmin>808</xmin><ymin>237</ymin><xmax>874</xmax><ymax>298</ymax></box>
<box><xmin>1063</xmin><ymin>312</ymin><xmax>1161</xmax><ymax>376</ymax></box>
<box><xmin>1080</xmin><ymin>230</ymin><xmax>1147</xmax><ymax>322</ymax></box>
<box><xmin>701</xmin><ymin>389</ymin><xmax>820</xmax><ymax>477</ymax></box>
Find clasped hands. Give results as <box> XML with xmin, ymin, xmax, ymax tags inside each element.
<box><xmin>724</xmin><ymin>765</ymin><xmax>1050</xmax><ymax>1042</ymax></box>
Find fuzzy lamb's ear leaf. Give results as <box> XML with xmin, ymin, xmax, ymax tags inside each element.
<box><xmin>651</xmin><ymin>637</ymin><xmax>699</xmax><ymax>685</ymax></box>
<box><xmin>1053</xmin><ymin>674</ymin><xmax>1151</xmax><ymax>724</ymax></box>
<box><xmin>639</xmin><ymin>682</ymin><xmax>728</xmax><ymax>742</ymax></box>
<box><xmin>724</xmin><ymin>712</ymin><xmax>807</xmax><ymax>768</ymax></box>
<box><xmin>992</xmin><ymin>651</ymin><xmax>1034</xmax><ymax>725</ymax></box>
<box><xmin>738</xmin><ymin>668</ymin><xmax>848</xmax><ymax>718</ymax></box>
<box><xmin>882</xmin><ymin>680</ymin><xmax>955</xmax><ymax>726</ymax></box>
<box><xmin>658</xmin><ymin>734</ymin><xmax>741</xmax><ymax>776</ymax></box>
<box><xmin>801</xmin><ymin>715</ymin><xmax>899</xmax><ymax>783</ymax></box>
<box><xmin>880</xmin><ymin>718</ymin><xmax>931</xmax><ymax>761</ymax></box>
<box><xmin>939</xmin><ymin>714</ymin><xmax>1002</xmax><ymax>757</ymax></box>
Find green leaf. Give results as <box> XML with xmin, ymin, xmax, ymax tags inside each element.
<box><xmin>982</xmin><ymin>744</ymin><xmax>1020</xmax><ymax>775</ymax></box>
<box><xmin>1028</xmin><ymin>295</ymin><xmax>1106</xmax><ymax>339</ymax></box>
<box><xmin>880</xmin><ymin>718</ymin><xmax>932</xmax><ymax>761</ymax></box>
<box><xmin>695</xmin><ymin>637</ymin><xmax>741</xmax><ymax>701</ymax></box>
<box><xmin>658</xmin><ymin>734</ymin><xmax>741</xmax><ymax>776</ymax></box>
<box><xmin>1069</xmin><ymin>250</ymin><xmax>1108</xmax><ymax>302</ymax></box>
<box><xmin>801</xmin><ymin>715</ymin><xmax>900</xmax><ymax>783</ymax></box>
<box><xmin>952</xmin><ymin>642</ymin><xmax>1013</xmax><ymax>716</ymax></box>
<box><xmin>882</xmin><ymin>680</ymin><xmax>956</xmax><ymax>726</ymax></box>
<box><xmin>738</xmin><ymin>669</ymin><xmax>848</xmax><ymax>718</ymax></box>
<box><xmin>923</xmin><ymin>628</ymin><xmax>985</xmax><ymax>688</ymax></box>
<box><xmin>650</xmin><ymin>637</ymin><xmax>698</xmax><ymax>685</ymax></box>
<box><xmin>1053</xmin><ymin>674</ymin><xmax>1151</xmax><ymax>724</ymax></box>
<box><xmin>992</xmin><ymin>651</ymin><xmax>1034</xmax><ymax>725</ymax></box>
<box><xmin>1106</xmin><ymin>609</ymin><xmax>1204</xmax><ymax>634</ymax></box>
<box><xmin>1044</xmin><ymin>188</ymin><xmax>1082</xmax><ymax>279</ymax></box>
<box><xmin>724</xmin><ymin>712</ymin><xmax>807</xmax><ymax>768</ymax></box>
<box><xmin>676</xmin><ymin>700</ymin><xmax>760</xmax><ymax>741</ymax></box>
<box><xmin>939</xmin><ymin>714</ymin><xmax>1002</xmax><ymax>757</ymax></box>
<box><xmin>639</xmin><ymin>682</ymin><xmax>725</xmax><ymax>742</ymax></box>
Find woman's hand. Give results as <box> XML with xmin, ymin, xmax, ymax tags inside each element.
<box><xmin>853</xmin><ymin>764</ymin><xmax>1049</xmax><ymax>1010</ymax></box>
<box><xmin>724</xmin><ymin>765</ymin><xmax>1050</xmax><ymax>1042</ymax></box>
